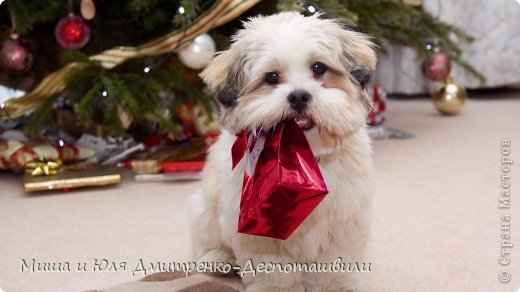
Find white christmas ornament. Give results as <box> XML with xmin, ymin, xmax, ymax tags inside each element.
<box><xmin>178</xmin><ymin>34</ymin><xmax>216</xmax><ymax>70</ymax></box>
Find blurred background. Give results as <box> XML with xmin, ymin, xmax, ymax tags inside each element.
<box><xmin>0</xmin><ymin>0</ymin><xmax>518</xmax><ymax>172</ymax></box>
<box><xmin>0</xmin><ymin>1</ymin><xmax>519</xmax><ymax>291</ymax></box>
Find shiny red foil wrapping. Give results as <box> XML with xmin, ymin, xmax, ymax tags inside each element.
<box><xmin>231</xmin><ymin>120</ymin><xmax>328</xmax><ymax>240</ymax></box>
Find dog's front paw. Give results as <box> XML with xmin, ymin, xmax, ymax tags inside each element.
<box><xmin>245</xmin><ymin>282</ymin><xmax>305</xmax><ymax>292</ymax></box>
<box><xmin>196</xmin><ymin>249</ymin><xmax>236</xmax><ymax>276</ymax></box>
<box><xmin>308</xmin><ymin>272</ymin><xmax>367</xmax><ymax>292</ymax></box>
<box><xmin>345</xmin><ymin>279</ymin><xmax>368</xmax><ymax>292</ymax></box>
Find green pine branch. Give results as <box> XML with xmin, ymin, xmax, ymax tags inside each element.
<box><xmin>4</xmin><ymin>0</ymin><xmax>487</xmax><ymax>138</ymax></box>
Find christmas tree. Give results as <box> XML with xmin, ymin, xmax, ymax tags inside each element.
<box><xmin>0</xmin><ymin>0</ymin><xmax>483</xmax><ymax>138</ymax></box>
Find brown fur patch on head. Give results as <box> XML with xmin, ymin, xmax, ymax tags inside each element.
<box><xmin>321</xmin><ymin>71</ymin><xmax>372</xmax><ymax>114</ymax></box>
<box><xmin>321</xmin><ymin>72</ymin><xmax>355</xmax><ymax>97</ymax></box>
<box><xmin>337</xmin><ymin>30</ymin><xmax>377</xmax><ymax>76</ymax></box>
<box><xmin>238</xmin><ymin>84</ymin><xmax>275</xmax><ymax>105</ymax></box>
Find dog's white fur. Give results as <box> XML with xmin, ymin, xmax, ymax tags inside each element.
<box><xmin>190</xmin><ymin>12</ymin><xmax>376</xmax><ymax>291</ymax></box>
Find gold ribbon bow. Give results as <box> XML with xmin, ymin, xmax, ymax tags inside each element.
<box><xmin>25</xmin><ymin>158</ymin><xmax>62</xmax><ymax>176</ymax></box>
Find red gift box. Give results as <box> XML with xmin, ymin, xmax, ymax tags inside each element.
<box><xmin>162</xmin><ymin>161</ymin><xmax>205</xmax><ymax>172</ymax></box>
<box><xmin>366</xmin><ymin>85</ymin><xmax>387</xmax><ymax>125</ymax></box>
<box><xmin>232</xmin><ymin>120</ymin><xmax>328</xmax><ymax>240</ymax></box>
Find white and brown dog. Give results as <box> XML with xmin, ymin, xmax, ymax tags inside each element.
<box><xmin>190</xmin><ymin>12</ymin><xmax>376</xmax><ymax>291</ymax></box>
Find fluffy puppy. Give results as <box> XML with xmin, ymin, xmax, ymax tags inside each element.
<box><xmin>190</xmin><ymin>12</ymin><xmax>376</xmax><ymax>291</ymax></box>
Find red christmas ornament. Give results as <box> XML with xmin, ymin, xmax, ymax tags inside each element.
<box><xmin>422</xmin><ymin>53</ymin><xmax>452</xmax><ymax>81</ymax></box>
<box><xmin>0</xmin><ymin>37</ymin><xmax>34</xmax><ymax>72</ymax></box>
<box><xmin>232</xmin><ymin>119</ymin><xmax>329</xmax><ymax>240</ymax></box>
<box><xmin>55</xmin><ymin>15</ymin><xmax>91</xmax><ymax>50</ymax></box>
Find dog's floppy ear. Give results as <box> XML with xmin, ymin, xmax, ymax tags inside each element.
<box><xmin>337</xmin><ymin>29</ymin><xmax>377</xmax><ymax>113</ymax></box>
<box><xmin>338</xmin><ymin>30</ymin><xmax>377</xmax><ymax>88</ymax></box>
<box><xmin>200</xmin><ymin>48</ymin><xmax>245</xmax><ymax>108</ymax></box>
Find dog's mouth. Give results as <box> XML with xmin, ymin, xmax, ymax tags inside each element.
<box><xmin>294</xmin><ymin>115</ymin><xmax>315</xmax><ymax>131</ymax></box>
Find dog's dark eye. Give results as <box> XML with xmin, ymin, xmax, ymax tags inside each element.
<box><xmin>311</xmin><ymin>62</ymin><xmax>326</xmax><ymax>76</ymax></box>
<box><xmin>265</xmin><ymin>72</ymin><xmax>280</xmax><ymax>85</ymax></box>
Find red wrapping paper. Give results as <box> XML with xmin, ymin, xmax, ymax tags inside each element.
<box><xmin>232</xmin><ymin>119</ymin><xmax>328</xmax><ymax>240</ymax></box>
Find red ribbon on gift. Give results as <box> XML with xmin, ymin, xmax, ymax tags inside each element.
<box><xmin>232</xmin><ymin>131</ymin><xmax>248</xmax><ymax>170</ymax></box>
<box><xmin>231</xmin><ymin>120</ymin><xmax>329</xmax><ymax>240</ymax></box>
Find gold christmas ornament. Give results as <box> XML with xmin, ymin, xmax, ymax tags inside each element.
<box><xmin>431</xmin><ymin>77</ymin><xmax>467</xmax><ymax>115</ymax></box>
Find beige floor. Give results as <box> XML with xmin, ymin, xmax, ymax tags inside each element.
<box><xmin>1</xmin><ymin>96</ymin><xmax>519</xmax><ymax>292</ymax></box>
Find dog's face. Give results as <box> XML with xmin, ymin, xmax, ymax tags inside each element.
<box><xmin>201</xmin><ymin>12</ymin><xmax>376</xmax><ymax>154</ymax></box>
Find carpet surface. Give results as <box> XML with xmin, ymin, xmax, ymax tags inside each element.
<box><xmin>0</xmin><ymin>95</ymin><xmax>519</xmax><ymax>292</ymax></box>
<box><xmin>96</xmin><ymin>272</ymin><xmax>243</xmax><ymax>292</ymax></box>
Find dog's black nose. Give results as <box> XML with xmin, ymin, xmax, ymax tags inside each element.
<box><xmin>287</xmin><ymin>90</ymin><xmax>311</xmax><ymax>113</ymax></box>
